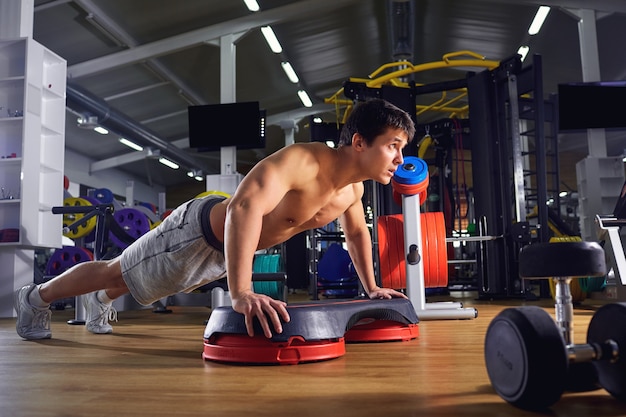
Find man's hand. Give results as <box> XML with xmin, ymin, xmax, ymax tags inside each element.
<box><xmin>368</xmin><ymin>286</ymin><xmax>408</xmax><ymax>300</ymax></box>
<box><xmin>231</xmin><ymin>291</ymin><xmax>290</xmax><ymax>338</ymax></box>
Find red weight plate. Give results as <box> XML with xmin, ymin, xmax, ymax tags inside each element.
<box><xmin>433</xmin><ymin>212</ymin><xmax>449</xmax><ymax>288</ymax></box>
<box><xmin>421</xmin><ymin>212</ymin><xmax>433</xmax><ymax>288</ymax></box>
<box><xmin>390</xmin><ymin>214</ymin><xmax>406</xmax><ymax>289</ymax></box>
<box><xmin>377</xmin><ymin>216</ymin><xmax>392</xmax><ymax>289</ymax></box>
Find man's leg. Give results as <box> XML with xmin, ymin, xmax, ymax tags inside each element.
<box><xmin>39</xmin><ymin>258</ymin><xmax>127</xmax><ymax>302</ymax></box>
<box><xmin>15</xmin><ymin>258</ymin><xmax>128</xmax><ymax>339</ymax></box>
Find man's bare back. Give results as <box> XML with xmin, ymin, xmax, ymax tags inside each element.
<box><xmin>209</xmin><ymin>142</ymin><xmax>363</xmax><ymax>250</ymax></box>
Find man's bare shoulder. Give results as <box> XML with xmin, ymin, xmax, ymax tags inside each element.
<box><xmin>263</xmin><ymin>142</ymin><xmax>335</xmax><ymax>174</ymax></box>
<box><xmin>269</xmin><ymin>142</ymin><xmax>332</xmax><ymax>161</ymax></box>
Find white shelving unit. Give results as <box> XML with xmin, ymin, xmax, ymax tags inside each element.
<box><xmin>0</xmin><ymin>38</ymin><xmax>66</xmax><ymax>318</ymax></box>
<box><xmin>0</xmin><ymin>37</ymin><xmax>65</xmax><ymax>248</ymax></box>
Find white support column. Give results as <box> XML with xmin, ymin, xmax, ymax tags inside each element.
<box><xmin>576</xmin><ymin>8</ymin><xmax>607</xmax><ymax>158</ymax></box>
<box><xmin>279</xmin><ymin>120</ymin><xmax>298</xmax><ymax>146</ymax></box>
<box><xmin>125</xmin><ymin>180</ymin><xmax>135</xmax><ymax>207</ymax></box>
<box><xmin>219</xmin><ymin>33</ymin><xmax>241</xmax><ymax>176</ymax></box>
<box><xmin>220</xmin><ymin>33</ymin><xmax>237</xmax><ymax>104</ymax></box>
<box><xmin>158</xmin><ymin>192</ymin><xmax>167</xmax><ymax>215</ymax></box>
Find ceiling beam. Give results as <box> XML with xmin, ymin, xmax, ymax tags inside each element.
<box><xmin>67</xmin><ymin>0</ymin><xmax>359</xmax><ymax>79</ymax></box>
<box><xmin>90</xmin><ymin>148</ymin><xmax>153</xmax><ymax>172</ymax></box>
<box><xmin>512</xmin><ymin>0</ymin><xmax>626</xmax><ymax>14</ymax></box>
<box><xmin>73</xmin><ymin>0</ymin><xmax>206</xmax><ymax>104</ymax></box>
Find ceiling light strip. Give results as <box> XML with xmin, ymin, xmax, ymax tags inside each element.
<box><xmin>243</xmin><ymin>0</ymin><xmax>260</xmax><ymax>12</ymax></box>
<box><xmin>158</xmin><ymin>157</ymin><xmax>179</xmax><ymax>169</ymax></box>
<box><xmin>297</xmin><ymin>90</ymin><xmax>313</xmax><ymax>107</ymax></box>
<box><xmin>119</xmin><ymin>138</ymin><xmax>144</xmax><ymax>151</ymax></box>
<box><xmin>281</xmin><ymin>62</ymin><xmax>299</xmax><ymax>83</ymax></box>
<box><xmin>261</xmin><ymin>26</ymin><xmax>282</xmax><ymax>53</ymax></box>
<box><xmin>528</xmin><ymin>6</ymin><xmax>550</xmax><ymax>35</ymax></box>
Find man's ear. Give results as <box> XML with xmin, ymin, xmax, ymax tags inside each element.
<box><xmin>351</xmin><ymin>133</ymin><xmax>365</xmax><ymax>150</ymax></box>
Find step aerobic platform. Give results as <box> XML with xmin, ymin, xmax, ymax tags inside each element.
<box><xmin>203</xmin><ymin>298</ymin><xmax>419</xmax><ymax>365</ymax></box>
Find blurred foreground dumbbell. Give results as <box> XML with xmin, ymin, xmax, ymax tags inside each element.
<box><xmin>484</xmin><ymin>241</ymin><xmax>626</xmax><ymax>410</ymax></box>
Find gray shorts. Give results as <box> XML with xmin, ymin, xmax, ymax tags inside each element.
<box><xmin>120</xmin><ymin>196</ymin><xmax>227</xmax><ymax>305</ymax></box>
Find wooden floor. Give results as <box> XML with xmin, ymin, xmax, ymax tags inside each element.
<box><xmin>1</xmin><ymin>292</ymin><xmax>624</xmax><ymax>417</ymax></box>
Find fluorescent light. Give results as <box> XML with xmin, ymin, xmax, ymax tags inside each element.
<box><xmin>243</xmin><ymin>0</ymin><xmax>259</xmax><ymax>11</ymax></box>
<box><xmin>119</xmin><ymin>138</ymin><xmax>143</xmax><ymax>151</ymax></box>
<box><xmin>94</xmin><ymin>126</ymin><xmax>109</xmax><ymax>135</ymax></box>
<box><xmin>528</xmin><ymin>6</ymin><xmax>550</xmax><ymax>35</ymax></box>
<box><xmin>158</xmin><ymin>157</ymin><xmax>179</xmax><ymax>169</ymax></box>
<box><xmin>281</xmin><ymin>62</ymin><xmax>299</xmax><ymax>83</ymax></box>
<box><xmin>517</xmin><ymin>45</ymin><xmax>530</xmax><ymax>61</ymax></box>
<box><xmin>187</xmin><ymin>171</ymin><xmax>194</xmax><ymax>177</ymax></box>
<box><xmin>559</xmin><ymin>191</ymin><xmax>568</xmax><ymax>198</ymax></box>
<box><xmin>194</xmin><ymin>175</ymin><xmax>204</xmax><ymax>181</ymax></box>
<box><xmin>297</xmin><ymin>90</ymin><xmax>313</xmax><ymax>107</ymax></box>
<box><xmin>325</xmin><ymin>140</ymin><xmax>335</xmax><ymax>148</ymax></box>
<box><xmin>313</xmin><ymin>117</ymin><xmax>323</xmax><ymax>123</ymax></box>
<box><xmin>261</xmin><ymin>26</ymin><xmax>282</xmax><ymax>53</ymax></box>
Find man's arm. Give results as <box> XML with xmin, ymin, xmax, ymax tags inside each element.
<box><xmin>339</xmin><ymin>185</ymin><xmax>407</xmax><ymax>299</ymax></box>
<box><xmin>224</xmin><ymin>146</ymin><xmax>314</xmax><ymax>337</ymax></box>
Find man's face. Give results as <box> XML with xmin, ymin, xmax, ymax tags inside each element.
<box><xmin>357</xmin><ymin>127</ymin><xmax>408</xmax><ymax>185</ymax></box>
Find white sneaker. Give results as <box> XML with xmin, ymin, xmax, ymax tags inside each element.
<box><xmin>14</xmin><ymin>284</ymin><xmax>51</xmax><ymax>340</ymax></box>
<box><xmin>84</xmin><ymin>291</ymin><xmax>117</xmax><ymax>334</ymax></box>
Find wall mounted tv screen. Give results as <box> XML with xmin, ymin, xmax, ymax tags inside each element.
<box><xmin>188</xmin><ymin>101</ymin><xmax>266</xmax><ymax>151</ymax></box>
<box><xmin>558</xmin><ymin>81</ymin><xmax>626</xmax><ymax>131</ymax></box>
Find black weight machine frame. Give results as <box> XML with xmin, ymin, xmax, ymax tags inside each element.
<box><xmin>341</xmin><ymin>53</ymin><xmax>556</xmax><ymax>300</ymax></box>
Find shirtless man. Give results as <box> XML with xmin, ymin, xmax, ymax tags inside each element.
<box><xmin>14</xmin><ymin>98</ymin><xmax>415</xmax><ymax>340</ymax></box>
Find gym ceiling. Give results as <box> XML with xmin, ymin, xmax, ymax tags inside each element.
<box><xmin>31</xmin><ymin>0</ymin><xmax>626</xmax><ymax>188</ymax></box>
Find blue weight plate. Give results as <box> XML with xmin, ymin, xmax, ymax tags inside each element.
<box><xmin>393</xmin><ymin>156</ymin><xmax>428</xmax><ymax>185</ymax></box>
<box><xmin>93</xmin><ymin>188</ymin><xmax>114</xmax><ymax>204</ymax></box>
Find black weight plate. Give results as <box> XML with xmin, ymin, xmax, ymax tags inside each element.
<box><xmin>565</xmin><ymin>362</ymin><xmax>600</xmax><ymax>392</ymax></box>
<box><xmin>519</xmin><ymin>242</ymin><xmax>606</xmax><ymax>279</ymax></box>
<box><xmin>484</xmin><ymin>306</ymin><xmax>567</xmax><ymax>410</ymax></box>
<box><xmin>587</xmin><ymin>302</ymin><xmax>626</xmax><ymax>402</ymax></box>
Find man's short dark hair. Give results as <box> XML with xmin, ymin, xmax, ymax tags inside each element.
<box><xmin>338</xmin><ymin>99</ymin><xmax>415</xmax><ymax>147</ymax></box>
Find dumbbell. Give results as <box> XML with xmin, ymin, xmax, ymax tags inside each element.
<box><xmin>484</xmin><ymin>241</ymin><xmax>626</xmax><ymax>410</ymax></box>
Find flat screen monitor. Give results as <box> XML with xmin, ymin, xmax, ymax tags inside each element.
<box><xmin>188</xmin><ymin>101</ymin><xmax>265</xmax><ymax>151</ymax></box>
<box><xmin>558</xmin><ymin>81</ymin><xmax>626</xmax><ymax>131</ymax></box>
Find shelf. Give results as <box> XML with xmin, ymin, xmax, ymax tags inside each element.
<box><xmin>0</xmin><ymin>116</ymin><xmax>23</xmax><ymax>122</ymax></box>
<box><xmin>0</xmin><ymin>75</ymin><xmax>25</xmax><ymax>84</ymax></box>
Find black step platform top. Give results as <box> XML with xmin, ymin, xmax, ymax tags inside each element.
<box><xmin>204</xmin><ymin>298</ymin><xmax>419</xmax><ymax>343</ymax></box>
